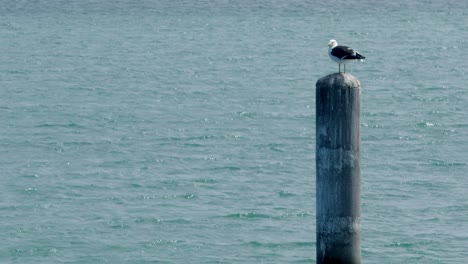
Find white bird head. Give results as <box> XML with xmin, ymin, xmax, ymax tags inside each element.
<box><xmin>327</xmin><ymin>39</ymin><xmax>338</xmax><ymax>48</ymax></box>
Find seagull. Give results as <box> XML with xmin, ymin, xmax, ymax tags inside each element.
<box><xmin>327</xmin><ymin>39</ymin><xmax>365</xmax><ymax>73</ymax></box>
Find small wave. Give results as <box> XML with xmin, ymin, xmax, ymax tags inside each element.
<box><xmin>209</xmin><ymin>166</ymin><xmax>242</xmax><ymax>171</ymax></box>
<box><xmin>37</xmin><ymin>122</ymin><xmax>84</xmax><ymax>128</ymax></box>
<box><xmin>10</xmin><ymin>247</ymin><xmax>59</xmax><ymax>257</ymax></box>
<box><xmin>134</xmin><ymin>217</ymin><xmax>191</xmax><ymax>225</ymax></box>
<box><xmin>23</xmin><ymin>187</ymin><xmax>37</xmax><ymax>192</ymax></box>
<box><xmin>424</xmin><ymin>86</ymin><xmax>447</xmax><ymax>91</ymax></box>
<box><xmin>107</xmin><ymin>222</ymin><xmax>131</xmax><ymax>229</ymax></box>
<box><xmin>280</xmin><ymin>210</ymin><xmax>312</xmax><ymax>218</ymax></box>
<box><xmin>429</xmin><ymin>159</ymin><xmax>465</xmax><ymax>166</ymax></box>
<box><xmin>181</xmin><ymin>193</ymin><xmax>196</xmax><ymax>199</ymax></box>
<box><xmin>182</xmin><ymin>142</ymin><xmax>204</xmax><ymax>147</ymax></box>
<box><xmin>235</xmin><ymin>111</ymin><xmax>256</xmax><ymax>119</ymax></box>
<box><xmin>243</xmin><ymin>241</ymin><xmax>314</xmax><ymax>248</ymax></box>
<box><xmin>278</xmin><ymin>190</ymin><xmax>297</xmax><ymax>197</ymax></box>
<box><xmin>385</xmin><ymin>241</ymin><xmax>415</xmax><ymax>248</ymax></box>
<box><xmin>194</xmin><ymin>178</ymin><xmax>218</xmax><ymax>184</ymax></box>
<box><xmin>157</xmin><ymin>193</ymin><xmax>197</xmax><ymax>200</ymax></box>
<box><xmin>133</xmin><ymin>217</ymin><xmax>163</xmax><ymax>224</ymax></box>
<box><xmin>222</xmin><ymin>212</ymin><xmax>271</xmax><ymax>219</ymax></box>
<box><xmin>21</xmin><ymin>174</ymin><xmax>40</xmax><ymax>178</ymax></box>
<box><xmin>163</xmin><ymin>219</ymin><xmax>192</xmax><ymax>224</ymax></box>
<box><xmin>417</xmin><ymin>122</ymin><xmax>435</xmax><ymax>128</ymax></box>
<box><xmin>142</xmin><ymin>239</ymin><xmax>182</xmax><ymax>248</ymax></box>
<box><xmin>161</xmin><ymin>135</ymin><xmax>217</xmax><ymax>142</ymax></box>
<box><xmin>256</xmin><ymin>143</ymin><xmax>285</xmax><ymax>152</ymax></box>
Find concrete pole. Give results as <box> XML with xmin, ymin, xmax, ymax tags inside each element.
<box><xmin>316</xmin><ymin>73</ymin><xmax>361</xmax><ymax>264</ymax></box>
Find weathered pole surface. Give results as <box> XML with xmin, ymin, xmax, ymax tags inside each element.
<box><xmin>316</xmin><ymin>73</ymin><xmax>361</xmax><ymax>264</ymax></box>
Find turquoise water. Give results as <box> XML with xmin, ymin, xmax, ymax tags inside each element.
<box><xmin>1</xmin><ymin>1</ymin><xmax>467</xmax><ymax>263</ymax></box>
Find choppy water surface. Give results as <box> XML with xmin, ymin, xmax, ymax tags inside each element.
<box><xmin>1</xmin><ymin>1</ymin><xmax>467</xmax><ymax>263</ymax></box>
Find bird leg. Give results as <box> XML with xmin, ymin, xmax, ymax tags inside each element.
<box><xmin>344</xmin><ymin>64</ymin><xmax>346</xmax><ymax>73</ymax></box>
<box><xmin>339</xmin><ymin>64</ymin><xmax>341</xmax><ymax>73</ymax></box>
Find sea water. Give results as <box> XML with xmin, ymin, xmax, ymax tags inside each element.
<box><xmin>1</xmin><ymin>1</ymin><xmax>467</xmax><ymax>263</ymax></box>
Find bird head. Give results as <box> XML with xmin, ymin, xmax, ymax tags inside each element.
<box><xmin>327</xmin><ymin>39</ymin><xmax>337</xmax><ymax>48</ymax></box>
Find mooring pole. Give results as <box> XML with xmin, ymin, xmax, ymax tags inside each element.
<box><xmin>316</xmin><ymin>73</ymin><xmax>361</xmax><ymax>264</ymax></box>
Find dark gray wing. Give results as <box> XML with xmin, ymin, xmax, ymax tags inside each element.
<box><xmin>331</xmin><ymin>45</ymin><xmax>364</xmax><ymax>60</ymax></box>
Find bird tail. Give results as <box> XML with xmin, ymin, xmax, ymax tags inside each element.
<box><xmin>355</xmin><ymin>53</ymin><xmax>365</xmax><ymax>60</ymax></box>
